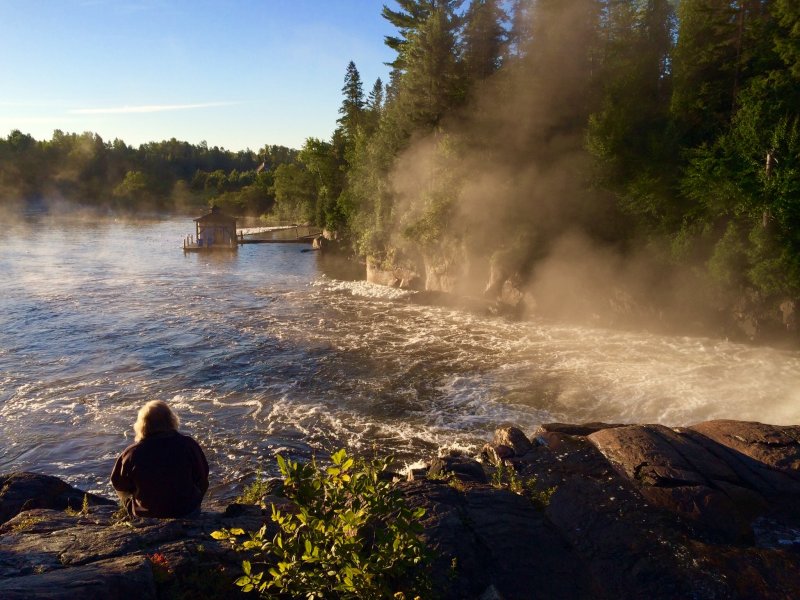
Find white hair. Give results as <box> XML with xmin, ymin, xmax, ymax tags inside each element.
<box><xmin>133</xmin><ymin>400</ymin><xmax>179</xmax><ymax>442</ymax></box>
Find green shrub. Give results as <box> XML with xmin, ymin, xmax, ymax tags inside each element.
<box><xmin>212</xmin><ymin>450</ymin><xmax>430</xmax><ymax>599</ymax></box>
<box><xmin>236</xmin><ymin>473</ymin><xmax>274</xmax><ymax>506</ymax></box>
<box><xmin>491</xmin><ymin>462</ymin><xmax>556</xmax><ymax>510</ymax></box>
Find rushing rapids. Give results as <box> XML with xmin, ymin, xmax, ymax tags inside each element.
<box><xmin>1</xmin><ymin>215</ymin><xmax>799</xmax><ymax>500</ymax></box>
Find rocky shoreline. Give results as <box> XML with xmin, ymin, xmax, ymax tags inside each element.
<box><xmin>1</xmin><ymin>419</ymin><xmax>799</xmax><ymax>599</ymax></box>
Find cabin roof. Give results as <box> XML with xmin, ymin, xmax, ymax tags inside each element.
<box><xmin>194</xmin><ymin>205</ymin><xmax>236</xmax><ymax>224</ymax></box>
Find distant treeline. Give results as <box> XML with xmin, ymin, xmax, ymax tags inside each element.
<box><xmin>0</xmin><ymin>130</ymin><xmax>299</xmax><ymax>216</ymax></box>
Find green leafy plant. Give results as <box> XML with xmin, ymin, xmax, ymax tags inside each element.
<box><xmin>237</xmin><ymin>472</ymin><xmax>274</xmax><ymax>506</ymax></box>
<box><xmin>212</xmin><ymin>449</ymin><xmax>430</xmax><ymax>599</ymax></box>
<box><xmin>491</xmin><ymin>462</ymin><xmax>556</xmax><ymax>510</ymax></box>
<box><xmin>427</xmin><ymin>468</ymin><xmax>467</xmax><ymax>492</ymax></box>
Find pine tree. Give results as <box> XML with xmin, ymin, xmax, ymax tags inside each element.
<box><xmin>462</xmin><ymin>0</ymin><xmax>507</xmax><ymax>85</ymax></box>
<box><xmin>338</xmin><ymin>61</ymin><xmax>365</xmax><ymax>141</ymax></box>
<box><xmin>382</xmin><ymin>0</ymin><xmax>463</xmax><ymax>73</ymax></box>
<box><xmin>677</xmin><ymin>0</ymin><xmax>800</xmax><ymax>295</ymax></box>
<box><xmin>397</xmin><ymin>6</ymin><xmax>463</xmax><ymax>128</ymax></box>
<box><xmin>367</xmin><ymin>78</ymin><xmax>385</xmax><ymax>113</ymax></box>
<box><xmin>671</xmin><ymin>0</ymin><xmax>771</xmax><ymax>147</ymax></box>
<box><xmin>363</xmin><ymin>78</ymin><xmax>385</xmax><ymax>137</ymax></box>
<box><xmin>505</xmin><ymin>0</ymin><xmax>533</xmax><ymax>61</ymax></box>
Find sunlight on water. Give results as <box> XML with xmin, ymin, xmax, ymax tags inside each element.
<box><xmin>1</xmin><ymin>216</ymin><xmax>799</xmax><ymax>501</ymax></box>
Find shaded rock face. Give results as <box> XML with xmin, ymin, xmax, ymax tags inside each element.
<box><xmin>401</xmin><ymin>481</ymin><xmax>593</xmax><ymax>600</ymax></box>
<box><xmin>689</xmin><ymin>420</ymin><xmax>800</xmax><ymax>471</ymax></box>
<box><xmin>0</xmin><ymin>554</ymin><xmax>157</xmax><ymax>600</ymax></box>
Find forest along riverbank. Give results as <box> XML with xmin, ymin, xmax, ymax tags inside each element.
<box><xmin>1</xmin><ymin>217</ymin><xmax>800</xmax><ymax>503</ymax></box>
<box><xmin>1</xmin><ymin>419</ymin><xmax>799</xmax><ymax>599</ymax></box>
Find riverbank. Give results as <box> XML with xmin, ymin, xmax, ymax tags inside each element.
<box><xmin>1</xmin><ymin>419</ymin><xmax>798</xmax><ymax>599</ymax></box>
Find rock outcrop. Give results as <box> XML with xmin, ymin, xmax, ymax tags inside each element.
<box><xmin>0</xmin><ymin>472</ymin><xmax>115</xmax><ymax>525</ymax></box>
<box><xmin>2</xmin><ymin>419</ymin><xmax>799</xmax><ymax>599</ymax></box>
<box><xmin>365</xmin><ymin>258</ymin><xmax>422</xmax><ymax>290</ymax></box>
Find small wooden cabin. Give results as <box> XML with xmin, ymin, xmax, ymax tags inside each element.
<box><xmin>183</xmin><ymin>205</ymin><xmax>238</xmax><ymax>251</ymax></box>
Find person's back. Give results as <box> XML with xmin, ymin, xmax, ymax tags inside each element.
<box><xmin>111</xmin><ymin>401</ymin><xmax>209</xmax><ymax>518</ymax></box>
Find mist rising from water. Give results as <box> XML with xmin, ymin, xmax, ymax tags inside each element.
<box><xmin>379</xmin><ymin>1</ymin><xmax>730</xmax><ymax>336</ymax></box>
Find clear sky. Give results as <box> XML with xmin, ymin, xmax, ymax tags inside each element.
<box><xmin>0</xmin><ymin>0</ymin><xmax>396</xmax><ymax>151</ymax></box>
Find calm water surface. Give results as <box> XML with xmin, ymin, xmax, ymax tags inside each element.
<box><xmin>2</xmin><ymin>215</ymin><xmax>799</xmax><ymax>500</ymax></box>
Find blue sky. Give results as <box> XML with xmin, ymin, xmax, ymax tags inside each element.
<box><xmin>0</xmin><ymin>0</ymin><xmax>396</xmax><ymax>151</ymax></box>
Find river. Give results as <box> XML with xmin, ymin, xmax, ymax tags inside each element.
<box><xmin>1</xmin><ymin>214</ymin><xmax>799</xmax><ymax>501</ymax></box>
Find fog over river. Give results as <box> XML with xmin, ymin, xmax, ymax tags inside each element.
<box><xmin>1</xmin><ymin>216</ymin><xmax>799</xmax><ymax>500</ymax></box>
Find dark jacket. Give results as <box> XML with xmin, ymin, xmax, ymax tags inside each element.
<box><xmin>110</xmin><ymin>430</ymin><xmax>209</xmax><ymax>518</ymax></box>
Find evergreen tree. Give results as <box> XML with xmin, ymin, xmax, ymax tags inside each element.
<box><xmin>462</xmin><ymin>0</ymin><xmax>507</xmax><ymax>84</ymax></box>
<box><xmin>364</xmin><ymin>78</ymin><xmax>385</xmax><ymax>136</ymax></box>
<box><xmin>505</xmin><ymin>0</ymin><xmax>533</xmax><ymax>61</ymax></box>
<box><xmin>671</xmin><ymin>0</ymin><xmax>772</xmax><ymax>147</ymax></box>
<box><xmin>679</xmin><ymin>0</ymin><xmax>800</xmax><ymax>296</ymax></box>
<box><xmin>392</xmin><ymin>4</ymin><xmax>464</xmax><ymax>129</ymax></box>
<box><xmin>382</xmin><ymin>0</ymin><xmax>463</xmax><ymax>73</ymax></box>
<box><xmin>367</xmin><ymin>78</ymin><xmax>385</xmax><ymax>113</ymax></box>
<box><xmin>338</xmin><ymin>61</ymin><xmax>365</xmax><ymax>142</ymax></box>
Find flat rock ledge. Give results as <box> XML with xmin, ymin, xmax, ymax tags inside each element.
<box><xmin>2</xmin><ymin>419</ymin><xmax>800</xmax><ymax>599</ymax></box>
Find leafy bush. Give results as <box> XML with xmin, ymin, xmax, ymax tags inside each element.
<box><xmin>212</xmin><ymin>450</ymin><xmax>430</xmax><ymax>599</ymax></box>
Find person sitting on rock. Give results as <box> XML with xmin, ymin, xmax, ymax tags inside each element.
<box><xmin>111</xmin><ymin>400</ymin><xmax>209</xmax><ymax>518</ymax></box>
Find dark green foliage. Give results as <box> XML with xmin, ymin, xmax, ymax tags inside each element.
<box><xmin>212</xmin><ymin>450</ymin><xmax>430</xmax><ymax>599</ymax></box>
<box><xmin>588</xmin><ymin>0</ymin><xmax>679</xmax><ymax>233</ymax></box>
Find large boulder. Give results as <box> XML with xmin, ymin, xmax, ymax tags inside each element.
<box><xmin>515</xmin><ymin>425</ymin><xmax>800</xmax><ymax>598</ymax></box>
<box><xmin>0</xmin><ymin>472</ymin><xmax>115</xmax><ymax>525</ymax></box>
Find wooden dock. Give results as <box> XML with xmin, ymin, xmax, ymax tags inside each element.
<box><xmin>237</xmin><ymin>225</ymin><xmax>321</xmax><ymax>244</ymax></box>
